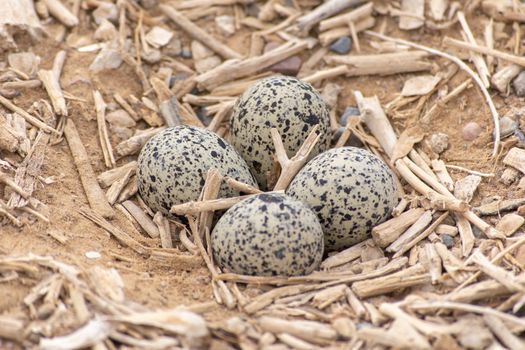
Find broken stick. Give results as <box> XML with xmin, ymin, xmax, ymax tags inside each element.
<box><xmin>160</xmin><ymin>4</ymin><xmax>242</xmax><ymax>60</ymax></box>
<box><xmin>272</xmin><ymin>125</ymin><xmax>320</xmax><ymax>191</ymax></box>
<box><xmin>64</xmin><ymin>119</ymin><xmax>114</xmax><ymax>219</ymax></box>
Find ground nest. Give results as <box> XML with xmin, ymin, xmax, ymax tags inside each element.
<box><xmin>1</xmin><ymin>0</ymin><xmax>525</xmax><ymax>349</ymax></box>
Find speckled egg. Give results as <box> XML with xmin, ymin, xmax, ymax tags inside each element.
<box><xmin>286</xmin><ymin>147</ymin><xmax>398</xmax><ymax>251</ymax></box>
<box><xmin>230</xmin><ymin>76</ymin><xmax>331</xmax><ymax>190</ymax></box>
<box><xmin>137</xmin><ymin>125</ymin><xmax>257</xmax><ymax>217</ymax></box>
<box><xmin>211</xmin><ymin>193</ymin><xmax>324</xmax><ymax>276</ymax></box>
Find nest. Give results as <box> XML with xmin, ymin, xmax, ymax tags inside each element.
<box><xmin>1</xmin><ymin>0</ymin><xmax>525</xmax><ymax>349</ymax></box>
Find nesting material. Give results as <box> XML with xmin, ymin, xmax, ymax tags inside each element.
<box><xmin>287</xmin><ymin>147</ymin><xmax>398</xmax><ymax>251</ymax></box>
<box><xmin>211</xmin><ymin>193</ymin><xmax>324</xmax><ymax>276</ymax></box>
<box><xmin>401</xmin><ymin>75</ymin><xmax>441</xmax><ymax>96</ymax></box>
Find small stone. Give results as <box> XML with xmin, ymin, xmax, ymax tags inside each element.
<box><xmin>106</xmin><ymin>109</ymin><xmax>136</xmax><ymax>128</ymax></box>
<box><xmin>195</xmin><ymin>55</ymin><xmax>222</xmax><ymax>73</ymax></box>
<box><xmin>339</xmin><ymin>106</ymin><xmax>360</xmax><ymax>126</ymax></box>
<box><xmin>462</xmin><ymin>122</ymin><xmax>482</xmax><ymax>141</ymax></box>
<box><xmin>181</xmin><ymin>45</ymin><xmax>192</xmax><ymax>59</ymax></box>
<box><xmin>330</xmin><ymin>36</ymin><xmax>352</xmax><ymax>55</ymax></box>
<box><xmin>500</xmin><ymin>167</ymin><xmax>520</xmax><ymax>185</ymax></box>
<box><xmin>145</xmin><ymin>26</ymin><xmax>173</xmax><ymax>48</ymax></box>
<box><xmin>429</xmin><ymin>132</ymin><xmax>449</xmax><ymax>154</ymax></box>
<box><xmin>141</xmin><ymin>49</ymin><xmax>162</xmax><ymax>64</ymax></box>
<box><xmin>164</xmin><ymin>37</ymin><xmax>182</xmax><ymax>57</ymax></box>
<box><xmin>402</xmin><ymin>75</ymin><xmax>441</xmax><ymax>96</ymax></box>
<box><xmin>45</xmin><ymin>23</ymin><xmax>67</xmax><ymax>42</ymax></box>
<box><xmin>89</xmin><ymin>45</ymin><xmax>122</xmax><ymax>72</ymax></box>
<box><xmin>215</xmin><ymin>15</ymin><xmax>235</xmax><ymax>36</ymax></box>
<box><xmin>454</xmin><ymin>175</ymin><xmax>481</xmax><ymax>204</ymax></box>
<box><xmin>94</xmin><ymin>19</ymin><xmax>117</xmax><ymax>41</ymax></box>
<box><xmin>441</xmin><ymin>234</ymin><xmax>454</xmax><ymax>248</ymax></box>
<box><xmin>8</xmin><ymin>52</ymin><xmax>40</xmax><ymax>78</ymax></box>
<box><xmin>472</xmin><ymin>226</ymin><xmax>482</xmax><ymax>238</ymax></box>
<box><xmin>191</xmin><ymin>40</ymin><xmax>214</xmax><ymax>60</ymax></box>
<box><xmin>496</xmin><ymin>213</ymin><xmax>524</xmax><ymax>237</ymax></box>
<box><xmin>264</xmin><ymin>42</ymin><xmax>302</xmax><ymax>75</ymax></box>
<box><xmin>513</xmin><ymin>70</ymin><xmax>525</xmax><ymax>97</ymax></box>
<box><xmin>111</xmin><ymin>126</ymin><xmax>133</xmax><ymax>142</ymax></box>
<box><xmin>92</xmin><ymin>2</ymin><xmax>118</xmax><ymax>25</ymax></box>
<box><xmin>498</xmin><ymin>115</ymin><xmax>518</xmax><ymax>139</ymax></box>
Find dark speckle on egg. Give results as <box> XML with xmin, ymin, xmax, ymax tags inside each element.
<box><xmin>137</xmin><ymin>125</ymin><xmax>258</xmax><ymax>218</ymax></box>
<box><xmin>286</xmin><ymin>147</ymin><xmax>399</xmax><ymax>251</ymax></box>
<box><xmin>230</xmin><ymin>76</ymin><xmax>331</xmax><ymax>190</ymax></box>
<box><xmin>211</xmin><ymin>193</ymin><xmax>324</xmax><ymax>276</ymax></box>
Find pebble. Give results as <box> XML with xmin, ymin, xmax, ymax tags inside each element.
<box><xmin>181</xmin><ymin>45</ymin><xmax>192</xmax><ymax>59</ymax></box>
<box><xmin>498</xmin><ymin>115</ymin><xmax>518</xmax><ymax>139</ymax></box>
<box><xmin>339</xmin><ymin>106</ymin><xmax>360</xmax><ymax>126</ymax></box>
<box><xmin>330</xmin><ymin>36</ymin><xmax>352</xmax><ymax>55</ymax></box>
<box><xmin>141</xmin><ymin>49</ymin><xmax>162</xmax><ymax>64</ymax></box>
<box><xmin>145</xmin><ymin>26</ymin><xmax>174</xmax><ymax>48</ymax></box>
<box><xmin>94</xmin><ymin>19</ymin><xmax>117</xmax><ymax>41</ymax></box>
<box><xmin>429</xmin><ymin>132</ymin><xmax>449</xmax><ymax>154</ymax></box>
<box><xmin>106</xmin><ymin>109</ymin><xmax>136</xmax><ymax>128</ymax></box>
<box><xmin>92</xmin><ymin>2</ymin><xmax>118</xmax><ymax>25</ymax></box>
<box><xmin>89</xmin><ymin>45</ymin><xmax>122</xmax><ymax>72</ymax></box>
<box><xmin>441</xmin><ymin>234</ymin><xmax>454</xmax><ymax>248</ymax></box>
<box><xmin>264</xmin><ymin>42</ymin><xmax>302</xmax><ymax>75</ymax></box>
<box><xmin>164</xmin><ymin>38</ymin><xmax>182</xmax><ymax>57</ymax></box>
<box><xmin>111</xmin><ymin>126</ymin><xmax>133</xmax><ymax>142</ymax></box>
<box><xmin>215</xmin><ymin>15</ymin><xmax>235</xmax><ymax>36</ymax></box>
<box><xmin>194</xmin><ymin>55</ymin><xmax>221</xmax><ymax>73</ymax></box>
<box><xmin>462</xmin><ymin>122</ymin><xmax>482</xmax><ymax>141</ymax></box>
<box><xmin>191</xmin><ymin>40</ymin><xmax>214</xmax><ymax>60</ymax></box>
<box><xmin>513</xmin><ymin>70</ymin><xmax>525</xmax><ymax>97</ymax></box>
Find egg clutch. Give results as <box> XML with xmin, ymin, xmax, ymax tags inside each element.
<box><xmin>137</xmin><ymin>76</ymin><xmax>398</xmax><ymax>277</ymax></box>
